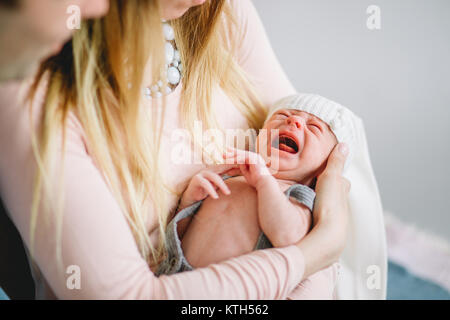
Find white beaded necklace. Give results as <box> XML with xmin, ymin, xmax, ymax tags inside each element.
<box><xmin>144</xmin><ymin>22</ymin><xmax>182</xmax><ymax>99</ymax></box>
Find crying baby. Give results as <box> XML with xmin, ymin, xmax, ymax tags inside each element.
<box><xmin>157</xmin><ymin>93</ymin><xmax>356</xmax><ymax>299</ymax></box>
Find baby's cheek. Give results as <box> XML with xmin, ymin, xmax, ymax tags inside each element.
<box><xmin>309</xmin><ymin>147</ymin><xmax>332</xmax><ymax>174</ymax></box>
<box><xmin>302</xmin><ymin>151</ymin><xmax>322</xmax><ymax>172</ymax></box>
<box><xmin>321</xmin><ymin>135</ymin><xmax>337</xmax><ymax>157</ymax></box>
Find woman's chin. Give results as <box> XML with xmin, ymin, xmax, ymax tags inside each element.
<box><xmin>161</xmin><ymin>0</ymin><xmax>208</xmax><ymax>20</ymax></box>
<box><xmin>162</xmin><ymin>8</ymin><xmax>189</xmax><ymax>21</ymax></box>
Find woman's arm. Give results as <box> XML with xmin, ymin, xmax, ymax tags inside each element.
<box><xmin>0</xmin><ymin>84</ymin><xmax>305</xmax><ymax>299</ymax></box>
<box><xmin>296</xmin><ymin>143</ymin><xmax>351</xmax><ymax>278</ymax></box>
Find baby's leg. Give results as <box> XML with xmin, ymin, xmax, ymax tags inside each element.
<box><xmin>286</xmin><ymin>263</ymin><xmax>340</xmax><ymax>300</ymax></box>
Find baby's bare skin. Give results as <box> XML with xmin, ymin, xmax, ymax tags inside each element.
<box><xmin>181</xmin><ymin>176</ymin><xmax>297</xmax><ymax>268</ymax></box>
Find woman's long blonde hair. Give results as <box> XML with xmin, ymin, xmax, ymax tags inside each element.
<box><xmin>29</xmin><ymin>0</ymin><xmax>265</xmax><ymax>266</ymax></box>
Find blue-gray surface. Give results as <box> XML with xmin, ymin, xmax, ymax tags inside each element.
<box><xmin>388</xmin><ymin>261</ymin><xmax>450</xmax><ymax>300</ymax></box>
<box><xmin>0</xmin><ymin>287</ymin><xmax>9</xmax><ymax>300</ymax></box>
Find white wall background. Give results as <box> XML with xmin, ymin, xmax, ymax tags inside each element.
<box><xmin>253</xmin><ymin>0</ymin><xmax>450</xmax><ymax>241</ymax></box>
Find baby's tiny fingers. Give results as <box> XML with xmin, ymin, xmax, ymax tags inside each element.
<box><xmin>210</xmin><ymin>163</ymin><xmax>239</xmax><ymax>174</ymax></box>
<box><xmin>223</xmin><ymin>152</ymin><xmax>237</xmax><ymax>159</ymax></box>
<box><xmin>203</xmin><ymin>171</ymin><xmax>231</xmax><ymax>195</ymax></box>
<box><xmin>198</xmin><ymin>177</ymin><xmax>219</xmax><ymax>199</ymax></box>
<box><xmin>225</xmin><ymin>168</ymin><xmax>241</xmax><ymax>176</ymax></box>
<box><xmin>223</xmin><ymin>147</ymin><xmax>250</xmax><ymax>160</ymax></box>
<box><xmin>223</xmin><ymin>153</ymin><xmax>246</xmax><ymax>165</ymax></box>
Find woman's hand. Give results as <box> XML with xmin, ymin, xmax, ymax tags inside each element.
<box><xmin>178</xmin><ymin>164</ymin><xmax>239</xmax><ymax>210</ymax></box>
<box><xmin>223</xmin><ymin>147</ymin><xmax>271</xmax><ymax>188</ymax></box>
<box><xmin>296</xmin><ymin>143</ymin><xmax>351</xmax><ymax>278</ymax></box>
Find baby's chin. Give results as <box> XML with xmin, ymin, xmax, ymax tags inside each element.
<box><xmin>268</xmin><ymin>165</ymin><xmax>316</xmax><ymax>187</ymax></box>
<box><xmin>269</xmin><ymin>167</ymin><xmax>301</xmax><ymax>182</ymax></box>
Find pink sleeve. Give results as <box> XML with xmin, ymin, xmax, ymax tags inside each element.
<box><xmin>230</xmin><ymin>0</ymin><xmax>297</xmax><ymax>107</ymax></box>
<box><xmin>287</xmin><ymin>264</ymin><xmax>340</xmax><ymax>300</ymax></box>
<box><xmin>0</xmin><ymin>83</ymin><xmax>306</xmax><ymax>300</ymax></box>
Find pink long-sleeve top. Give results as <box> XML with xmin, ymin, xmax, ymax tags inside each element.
<box><xmin>0</xmin><ymin>0</ymin><xmax>306</xmax><ymax>299</ymax></box>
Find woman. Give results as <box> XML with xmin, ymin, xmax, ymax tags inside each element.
<box><xmin>0</xmin><ymin>0</ymin><xmax>109</xmax><ymax>81</ymax></box>
<box><xmin>0</xmin><ymin>0</ymin><xmax>350</xmax><ymax>299</ymax></box>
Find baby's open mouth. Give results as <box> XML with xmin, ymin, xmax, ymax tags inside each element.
<box><xmin>273</xmin><ymin>134</ymin><xmax>299</xmax><ymax>154</ymax></box>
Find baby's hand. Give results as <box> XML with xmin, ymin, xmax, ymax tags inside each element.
<box><xmin>179</xmin><ymin>165</ymin><xmax>237</xmax><ymax>210</ymax></box>
<box><xmin>223</xmin><ymin>147</ymin><xmax>272</xmax><ymax>188</ymax></box>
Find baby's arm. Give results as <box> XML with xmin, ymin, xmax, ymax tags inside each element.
<box><xmin>224</xmin><ymin>148</ymin><xmax>312</xmax><ymax>247</ymax></box>
<box><xmin>176</xmin><ymin>165</ymin><xmax>239</xmax><ymax>238</ymax></box>
<box><xmin>255</xmin><ymin>175</ymin><xmax>312</xmax><ymax>247</ymax></box>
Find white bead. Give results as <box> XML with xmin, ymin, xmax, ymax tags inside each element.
<box><xmin>167</xmin><ymin>66</ymin><xmax>180</xmax><ymax>85</ymax></box>
<box><xmin>163</xmin><ymin>23</ymin><xmax>175</xmax><ymax>41</ymax></box>
<box><xmin>165</xmin><ymin>42</ymin><xmax>174</xmax><ymax>64</ymax></box>
<box><xmin>142</xmin><ymin>22</ymin><xmax>183</xmax><ymax>99</ymax></box>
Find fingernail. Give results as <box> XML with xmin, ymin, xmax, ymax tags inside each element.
<box><xmin>338</xmin><ymin>143</ymin><xmax>349</xmax><ymax>156</ymax></box>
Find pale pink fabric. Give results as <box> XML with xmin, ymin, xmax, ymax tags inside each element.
<box><xmin>287</xmin><ymin>263</ymin><xmax>339</xmax><ymax>300</ymax></box>
<box><xmin>0</xmin><ymin>0</ymin><xmax>332</xmax><ymax>299</ymax></box>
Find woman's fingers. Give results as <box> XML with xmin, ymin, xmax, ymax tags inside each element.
<box><xmin>321</xmin><ymin>143</ymin><xmax>349</xmax><ymax>178</ymax></box>
<box><xmin>202</xmin><ymin>171</ymin><xmax>231</xmax><ymax>195</ymax></box>
<box><xmin>314</xmin><ymin>143</ymin><xmax>350</xmax><ymax>219</ymax></box>
<box><xmin>299</xmin><ymin>142</ymin><xmax>351</xmax><ymax>276</ymax></box>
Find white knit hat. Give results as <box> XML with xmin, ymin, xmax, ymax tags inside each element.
<box><xmin>267</xmin><ymin>93</ymin><xmax>357</xmax><ymax>170</ymax></box>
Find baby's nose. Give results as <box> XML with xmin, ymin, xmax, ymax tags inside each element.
<box><xmin>286</xmin><ymin>116</ymin><xmax>304</xmax><ymax>129</ymax></box>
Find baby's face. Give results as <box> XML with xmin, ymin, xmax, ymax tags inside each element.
<box><xmin>257</xmin><ymin>109</ymin><xmax>338</xmax><ymax>184</ymax></box>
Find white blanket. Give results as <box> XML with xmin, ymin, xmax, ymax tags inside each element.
<box><xmin>336</xmin><ymin>113</ymin><xmax>388</xmax><ymax>300</ymax></box>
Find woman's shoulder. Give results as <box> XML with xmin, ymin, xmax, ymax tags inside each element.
<box><xmin>0</xmin><ymin>76</ymin><xmax>90</xmax><ymax>165</ymax></box>
<box><xmin>225</xmin><ymin>0</ymin><xmax>256</xmax><ymax>40</ymax></box>
<box><xmin>227</xmin><ymin>0</ymin><xmax>254</xmax><ymax>18</ymax></box>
